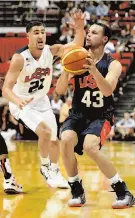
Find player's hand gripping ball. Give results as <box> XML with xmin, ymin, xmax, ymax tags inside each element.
<box><xmin>61</xmin><ymin>45</ymin><xmax>88</xmax><ymax>75</ymax></box>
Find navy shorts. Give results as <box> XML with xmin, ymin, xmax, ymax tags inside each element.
<box><xmin>61</xmin><ymin>109</ymin><xmax>114</xmax><ymax>155</ymax></box>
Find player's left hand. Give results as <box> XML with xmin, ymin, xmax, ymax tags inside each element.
<box><xmin>83</xmin><ymin>54</ymin><xmax>97</xmax><ymax>74</ymax></box>
<box><xmin>69</xmin><ymin>9</ymin><xmax>85</xmax><ymax>30</ymax></box>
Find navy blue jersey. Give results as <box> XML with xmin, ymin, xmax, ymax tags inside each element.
<box><xmin>72</xmin><ymin>53</ymin><xmax>115</xmax><ymax>120</ymax></box>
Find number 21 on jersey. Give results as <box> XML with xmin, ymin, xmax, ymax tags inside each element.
<box><xmin>28</xmin><ymin>78</ymin><xmax>45</xmax><ymax>93</ymax></box>
<box><xmin>81</xmin><ymin>90</ymin><xmax>104</xmax><ymax>108</ymax></box>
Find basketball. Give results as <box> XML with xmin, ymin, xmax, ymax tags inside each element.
<box><xmin>61</xmin><ymin>45</ymin><xmax>88</xmax><ymax>75</ymax></box>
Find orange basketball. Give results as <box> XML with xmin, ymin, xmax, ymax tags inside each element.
<box><xmin>61</xmin><ymin>46</ymin><xmax>88</xmax><ymax>75</ymax></box>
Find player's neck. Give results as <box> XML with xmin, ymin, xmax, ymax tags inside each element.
<box><xmin>89</xmin><ymin>47</ymin><xmax>104</xmax><ymax>63</ymax></box>
<box><xmin>28</xmin><ymin>46</ymin><xmax>43</xmax><ymax>60</ymax></box>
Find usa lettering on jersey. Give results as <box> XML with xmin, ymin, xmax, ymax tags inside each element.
<box><xmin>25</xmin><ymin>67</ymin><xmax>50</xmax><ymax>82</ymax></box>
<box><xmin>79</xmin><ymin>74</ymin><xmax>97</xmax><ymax>89</ymax></box>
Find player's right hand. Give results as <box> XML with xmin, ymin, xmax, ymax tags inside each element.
<box><xmin>70</xmin><ymin>9</ymin><xmax>85</xmax><ymax>30</ymax></box>
<box><xmin>17</xmin><ymin>97</ymin><xmax>34</xmax><ymax>110</ymax></box>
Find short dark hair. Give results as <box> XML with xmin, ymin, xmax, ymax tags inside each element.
<box><xmin>26</xmin><ymin>21</ymin><xmax>45</xmax><ymax>33</ymax></box>
<box><xmin>96</xmin><ymin>23</ymin><xmax>112</xmax><ymax>43</ymax></box>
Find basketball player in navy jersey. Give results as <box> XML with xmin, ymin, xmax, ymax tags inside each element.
<box><xmin>2</xmin><ymin>11</ymin><xmax>85</xmax><ymax>189</ymax></box>
<box><xmin>0</xmin><ymin>78</ymin><xmax>22</xmax><ymax>194</ymax></box>
<box><xmin>56</xmin><ymin>23</ymin><xmax>134</xmax><ymax>208</ymax></box>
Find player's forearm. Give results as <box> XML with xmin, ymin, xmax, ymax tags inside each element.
<box><xmin>92</xmin><ymin>70</ymin><xmax>113</xmax><ymax>96</ymax></box>
<box><xmin>73</xmin><ymin>28</ymin><xmax>85</xmax><ymax>47</ymax></box>
<box><xmin>2</xmin><ymin>88</ymin><xmax>21</xmax><ymax>106</ymax></box>
<box><xmin>55</xmin><ymin>72</ymin><xmax>69</xmax><ymax>95</ymax></box>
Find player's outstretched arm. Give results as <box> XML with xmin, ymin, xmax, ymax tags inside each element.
<box><xmin>2</xmin><ymin>54</ymin><xmax>33</xmax><ymax>109</ymax></box>
<box><xmin>50</xmin><ymin>9</ymin><xmax>85</xmax><ymax>58</ymax></box>
<box><xmin>69</xmin><ymin>9</ymin><xmax>85</xmax><ymax>47</ymax></box>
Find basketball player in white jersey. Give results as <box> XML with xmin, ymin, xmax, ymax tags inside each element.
<box><xmin>2</xmin><ymin>11</ymin><xmax>85</xmax><ymax>189</ymax></box>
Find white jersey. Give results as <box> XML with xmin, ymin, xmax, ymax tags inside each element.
<box><xmin>9</xmin><ymin>45</ymin><xmax>57</xmax><ymax>138</ymax></box>
<box><xmin>13</xmin><ymin>45</ymin><xmax>53</xmax><ymax>100</ymax></box>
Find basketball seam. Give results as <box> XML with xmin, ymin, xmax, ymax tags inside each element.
<box><xmin>62</xmin><ymin>57</ymin><xmax>86</xmax><ymax>66</ymax></box>
<box><xmin>63</xmin><ymin>66</ymin><xmax>85</xmax><ymax>73</ymax></box>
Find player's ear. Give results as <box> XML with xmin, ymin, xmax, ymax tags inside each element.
<box><xmin>27</xmin><ymin>32</ymin><xmax>29</xmax><ymax>40</ymax></box>
<box><xmin>103</xmin><ymin>36</ymin><xmax>108</xmax><ymax>44</ymax></box>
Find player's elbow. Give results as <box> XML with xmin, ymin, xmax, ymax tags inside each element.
<box><xmin>104</xmin><ymin>91</ymin><xmax>113</xmax><ymax>97</ymax></box>
<box><xmin>103</xmin><ymin>83</ymin><xmax>114</xmax><ymax>97</ymax></box>
<box><xmin>103</xmin><ymin>88</ymin><xmax>113</xmax><ymax>97</ymax></box>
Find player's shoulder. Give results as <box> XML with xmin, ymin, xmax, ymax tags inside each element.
<box><xmin>105</xmin><ymin>53</ymin><xmax>121</xmax><ymax>66</ymax></box>
<box><xmin>109</xmin><ymin>59</ymin><xmax>122</xmax><ymax>70</ymax></box>
<box><xmin>102</xmin><ymin>53</ymin><xmax>119</xmax><ymax>69</ymax></box>
<box><xmin>11</xmin><ymin>53</ymin><xmax>24</xmax><ymax>67</ymax></box>
<box><xmin>104</xmin><ymin>53</ymin><xmax>121</xmax><ymax>65</ymax></box>
<box><xmin>12</xmin><ymin>46</ymin><xmax>29</xmax><ymax>65</ymax></box>
<box><xmin>104</xmin><ymin>53</ymin><xmax>114</xmax><ymax>62</ymax></box>
<box><xmin>12</xmin><ymin>53</ymin><xmax>23</xmax><ymax>61</ymax></box>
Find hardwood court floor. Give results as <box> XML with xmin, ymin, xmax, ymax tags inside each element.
<box><xmin>0</xmin><ymin>140</ymin><xmax>135</xmax><ymax>218</ymax></box>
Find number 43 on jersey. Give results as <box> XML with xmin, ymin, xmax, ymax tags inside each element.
<box><xmin>81</xmin><ymin>90</ymin><xmax>104</xmax><ymax>108</ymax></box>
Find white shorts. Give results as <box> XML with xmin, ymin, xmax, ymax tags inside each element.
<box><xmin>9</xmin><ymin>96</ymin><xmax>57</xmax><ymax>141</ymax></box>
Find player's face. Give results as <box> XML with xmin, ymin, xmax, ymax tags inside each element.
<box><xmin>28</xmin><ymin>26</ymin><xmax>46</xmax><ymax>50</ymax></box>
<box><xmin>86</xmin><ymin>24</ymin><xmax>106</xmax><ymax>49</ymax></box>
